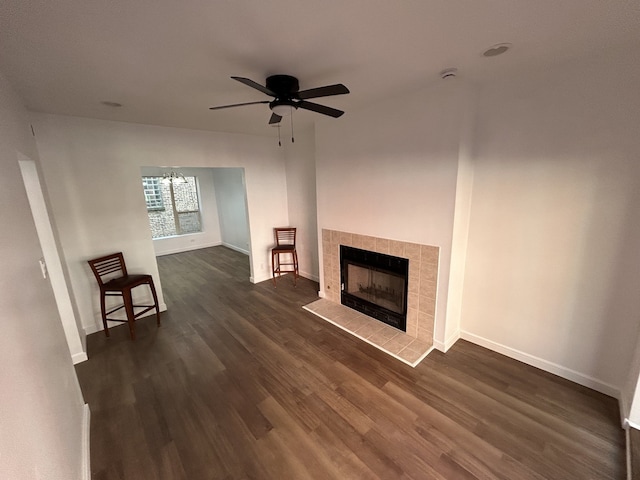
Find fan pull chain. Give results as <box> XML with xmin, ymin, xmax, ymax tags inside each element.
<box><xmin>290</xmin><ymin>113</ymin><xmax>295</xmax><ymax>143</ymax></box>
<box><xmin>277</xmin><ymin>123</ymin><xmax>281</xmax><ymax>147</ymax></box>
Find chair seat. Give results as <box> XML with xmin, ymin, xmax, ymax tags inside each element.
<box><xmin>272</xmin><ymin>245</ymin><xmax>295</xmax><ymax>252</ymax></box>
<box><xmin>103</xmin><ymin>274</ymin><xmax>153</xmax><ymax>291</ymax></box>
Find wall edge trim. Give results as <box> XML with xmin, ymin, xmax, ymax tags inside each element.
<box><xmin>72</xmin><ymin>352</ymin><xmax>88</xmax><ymax>364</ymax></box>
<box><xmin>434</xmin><ymin>330</ymin><xmax>460</xmax><ymax>352</ymax></box>
<box><xmin>221</xmin><ymin>242</ymin><xmax>250</xmax><ymax>255</ymax></box>
<box><xmin>299</xmin><ymin>270</ymin><xmax>320</xmax><ymax>282</ymax></box>
<box><xmin>461</xmin><ymin>330</ymin><xmax>621</xmax><ymax>398</ymax></box>
<box><xmin>154</xmin><ymin>241</ymin><xmax>222</xmax><ymax>257</ymax></box>
<box><xmin>82</xmin><ymin>403</ymin><xmax>91</xmax><ymax>480</ymax></box>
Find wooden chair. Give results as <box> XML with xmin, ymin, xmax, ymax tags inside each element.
<box><xmin>87</xmin><ymin>252</ymin><xmax>160</xmax><ymax>340</ymax></box>
<box><xmin>271</xmin><ymin>227</ymin><xmax>299</xmax><ymax>287</ymax></box>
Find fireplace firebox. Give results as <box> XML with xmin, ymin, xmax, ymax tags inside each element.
<box><xmin>340</xmin><ymin>245</ymin><xmax>409</xmax><ymax>332</ymax></box>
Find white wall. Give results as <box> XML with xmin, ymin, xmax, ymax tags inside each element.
<box><xmin>19</xmin><ymin>159</ymin><xmax>87</xmax><ymax>363</ymax></box>
<box><xmin>140</xmin><ymin>166</ymin><xmax>223</xmax><ymax>256</ymax></box>
<box><xmin>0</xmin><ymin>73</ymin><xmax>87</xmax><ymax>479</ymax></box>
<box><xmin>213</xmin><ymin>168</ymin><xmax>250</xmax><ymax>255</ymax></box>
<box><xmin>444</xmin><ymin>97</ymin><xmax>476</xmax><ymax>350</ymax></box>
<box><xmin>461</xmin><ymin>47</ymin><xmax>640</xmax><ymax>396</ymax></box>
<box><xmin>315</xmin><ymin>80</ymin><xmax>467</xmax><ymax>346</ymax></box>
<box><xmin>32</xmin><ymin>114</ymin><xmax>288</xmax><ymax>334</ymax></box>
<box><xmin>314</xmin><ymin>48</ymin><xmax>640</xmax><ymax>402</ymax></box>
<box><xmin>284</xmin><ymin>126</ymin><xmax>319</xmax><ymax>281</ymax></box>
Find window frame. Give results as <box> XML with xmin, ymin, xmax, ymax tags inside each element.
<box><xmin>142</xmin><ymin>175</ymin><xmax>202</xmax><ymax>239</ymax></box>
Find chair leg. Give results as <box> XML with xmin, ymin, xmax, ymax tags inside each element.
<box><xmin>148</xmin><ymin>279</ymin><xmax>161</xmax><ymax>327</ymax></box>
<box><xmin>122</xmin><ymin>289</ymin><xmax>136</xmax><ymax>341</ymax></box>
<box><xmin>293</xmin><ymin>250</ymin><xmax>299</xmax><ymax>287</ymax></box>
<box><xmin>100</xmin><ymin>290</ymin><xmax>110</xmax><ymax>337</ymax></box>
<box><xmin>272</xmin><ymin>250</ymin><xmax>278</xmax><ymax>287</ymax></box>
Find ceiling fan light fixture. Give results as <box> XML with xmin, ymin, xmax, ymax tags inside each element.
<box><xmin>270</xmin><ymin>100</ymin><xmax>296</xmax><ymax>117</ymax></box>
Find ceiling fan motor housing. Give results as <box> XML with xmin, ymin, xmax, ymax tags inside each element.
<box><xmin>266</xmin><ymin>75</ymin><xmax>300</xmax><ymax>97</ymax></box>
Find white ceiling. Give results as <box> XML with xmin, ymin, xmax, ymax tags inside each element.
<box><xmin>1</xmin><ymin>0</ymin><xmax>639</xmax><ymax>136</ymax></box>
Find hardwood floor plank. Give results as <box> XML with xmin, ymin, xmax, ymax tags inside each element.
<box><xmin>364</xmin><ymin>427</ymin><xmax>450</xmax><ymax>480</ymax></box>
<box><xmin>309</xmin><ymin>422</ymin><xmax>381</xmax><ymax>480</ymax></box>
<box><xmin>214</xmin><ymin>370</ymin><xmax>274</xmax><ymax>441</ymax></box>
<box><xmin>631</xmin><ymin>427</ymin><xmax>640</xmax><ymax>479</ymax></box>
<box><xmin>310</xmin><ymin>382</ymin><xmax>375</xmax><ymax>435</ymax></box>
<box><xmin>156</xmin><ymin>442</ymin><xmax>189</xmax><ymax>480</ymax></box>
<box><xmin>252</xmin><ymin>428</ymin><xmax>318</xmax><ymax>480</ymax></box>
<box><xmin>315</xmin><ymin>402</ymin><xmax>408</xmax><ymax>479</ymax></box>
<box><xmin>75</xmin><ymin>246</ymin><xmax>625</xmax><ymax>480</ymax></box>
<box><xmin>436</xmin><ymin>453</ymin><xmax>481</xmax><ymax>480</ymax></box>
<box><xmin>381</xmin><ymin>381</ymin><xmax>538</xmax><ymax>480</ymax></box>
<box><xmin>257</xmin><ymin>395</ymin><xmax>347</xmax><ymax>479</ymax></box>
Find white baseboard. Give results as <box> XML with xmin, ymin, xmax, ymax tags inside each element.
<box><xmin>627</xmin><ymin>419</ymin><xmax>640</xmax><ymax>430</ymax></box>
<box><xmin>82</xmin><ymin>403</ymin><xmax>91</xmax><ymax>480</ymax></box>
<box><xmin>461</xmin><ymin>331</ymin><xmax>621</xmax><ymax>399</ymax></box>
<box><xmin>433</xmin><ymin>330</ymin><xmax>460</xmax><ymax>353</ymax></box>
<box><xmin>155</xmin><ymin>241</ymin><xmax>222</xmax><ymax>257</ymax></box>
<box><xmin>250</xmin><ymin>272</ymin><xmax>317</xmax><ymax>285</ymax></box>
<box><xmin>72</xmin><ymin>352</ymin><xmax>88</xmax><ymax>364</ymax></box>
<box><xmin>620</xmin><ymin>393</ymin><xmax>631</xmax><ymax>429</ymax></box>
<box><xmin>299</xmin><ymin>270</ymin><xmax>319</xmax><ymax>282</ymax></box>
<box><xmin>250</xmin><ymin>273</ymin><xmax>272</xmax><ymax>284</ymax></box>
<box><xmin>221</xmin><ymin>242</ymin><xmax>250</xmax><ymax>256</ymax></box>
<box><xmin>84</xmin><ymin>324</ymin><xmax>100</xmax><ymax>336</ymax></box>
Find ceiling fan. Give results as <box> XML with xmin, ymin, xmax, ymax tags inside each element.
<box><xmin>209</xmin><ymin>75</ymin><xmax>350</xmax><ymax>125</ymax></box>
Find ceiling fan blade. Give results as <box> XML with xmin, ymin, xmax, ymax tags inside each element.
<box><xmin>297</xmin><ymin>100</ymin><xmax>344</xmax><ymax>118</ymax></box>
<box><xmin>269</xmin><ymin>113</ymin><xmax>282</xmax><ymax>124</ymax></box>
<box><xmin>297</xmin><ymin>84</ymin><xmax>350</xmax><ymax>100</ymax></box>
<box><xmin>231</xmin><ymin>76</ymin><xmax>275</xmax><ymax>96</ymax></box>
<box><xmin>209</xmin><ymin>100</ymin><xmax>269</xmax><ymax>111</ymax></box>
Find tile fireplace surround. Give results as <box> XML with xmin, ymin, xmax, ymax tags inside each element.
<box><xmin>303</xmin><ymin>229</ymin><xmax>438</xmax><ymax>367</ymax></box>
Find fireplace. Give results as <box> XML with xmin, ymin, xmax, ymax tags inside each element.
<box><xmin>340</xmin><ymin>245</ymin><xmax>409</xmax><ymax>332</ymax></box>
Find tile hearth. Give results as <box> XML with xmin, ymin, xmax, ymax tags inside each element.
<box><xmin>303</xmin><ymin>298</ymin><xmax>433</xmax><ymax>367</ymax></box>
<box><xmin>312</xmin><ymin>229</ymin><xmax>438</xmax><ymax>366</ymax></box>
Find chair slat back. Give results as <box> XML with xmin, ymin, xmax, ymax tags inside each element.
<box><xmin>88</xmin><ymin>252</ymin><xmax>127</xmax><ymax>285</ymax></box>
<box><xmin>275</xmin><ymin>227</ymin><xmax>296</xmax><ymax>247</ymax></box>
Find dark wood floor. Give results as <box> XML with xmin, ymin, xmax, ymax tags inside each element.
<box><xmin>632</xmin><ymin>428</ymin><xmax>640</xmax><ymax>479</ymax></box>
<box><xmin>76</xmin><ymin>246</ymin><xmax>625</xmax><ymax>479</ymax></box>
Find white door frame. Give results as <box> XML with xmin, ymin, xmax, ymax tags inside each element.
<box><xmin>19</xmin><ymin>157</ymin><xmax>87</xmax><ymax>363</ymax></box>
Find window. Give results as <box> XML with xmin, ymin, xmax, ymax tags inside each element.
<box><xmin>142</xmin><ymin>177</ymin><xmax>164</xmax><ymax>210</ymax></box>
<box><xmin>142</xmin><ymin>176</ymin><xmax>202</xmax><ymax>238</ymax></box>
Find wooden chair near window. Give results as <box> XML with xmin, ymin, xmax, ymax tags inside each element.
<box><xmin>271</xmin><ymin>227</ymin><xmax>299</xmax><ymax>287</ymax></box>
<box><xmin>87</xmin><ymin>252</ymin><xmax>160</xmax><ymax>340</ymax></box>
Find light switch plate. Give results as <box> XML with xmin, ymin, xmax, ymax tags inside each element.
<box><xmin>39</xmin><ymin>258</ymin><xmax>47</xmax><ymax>279</ymax></box>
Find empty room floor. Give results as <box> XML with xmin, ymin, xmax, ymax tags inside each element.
<box><xmin>75</xmin><ymin>246</ymin><xmax>625</xmax><ymax>479</ymax></box>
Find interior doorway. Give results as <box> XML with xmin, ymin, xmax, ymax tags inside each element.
<box><xmin>139</xmin><ymin>166</ymin><xmax>253</xmax><ymax>279</ymax></box>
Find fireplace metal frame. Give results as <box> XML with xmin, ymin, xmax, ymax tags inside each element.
<box><xmin>340</xmin><ymin>245</ymin><xmax>409</xmax><ymax>332</ymax></box>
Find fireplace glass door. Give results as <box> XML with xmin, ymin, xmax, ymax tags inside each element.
<box><xmin>345</xmin><ymin>264</ymin><xmax>405</xmax><ymax>315</ymax></box>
